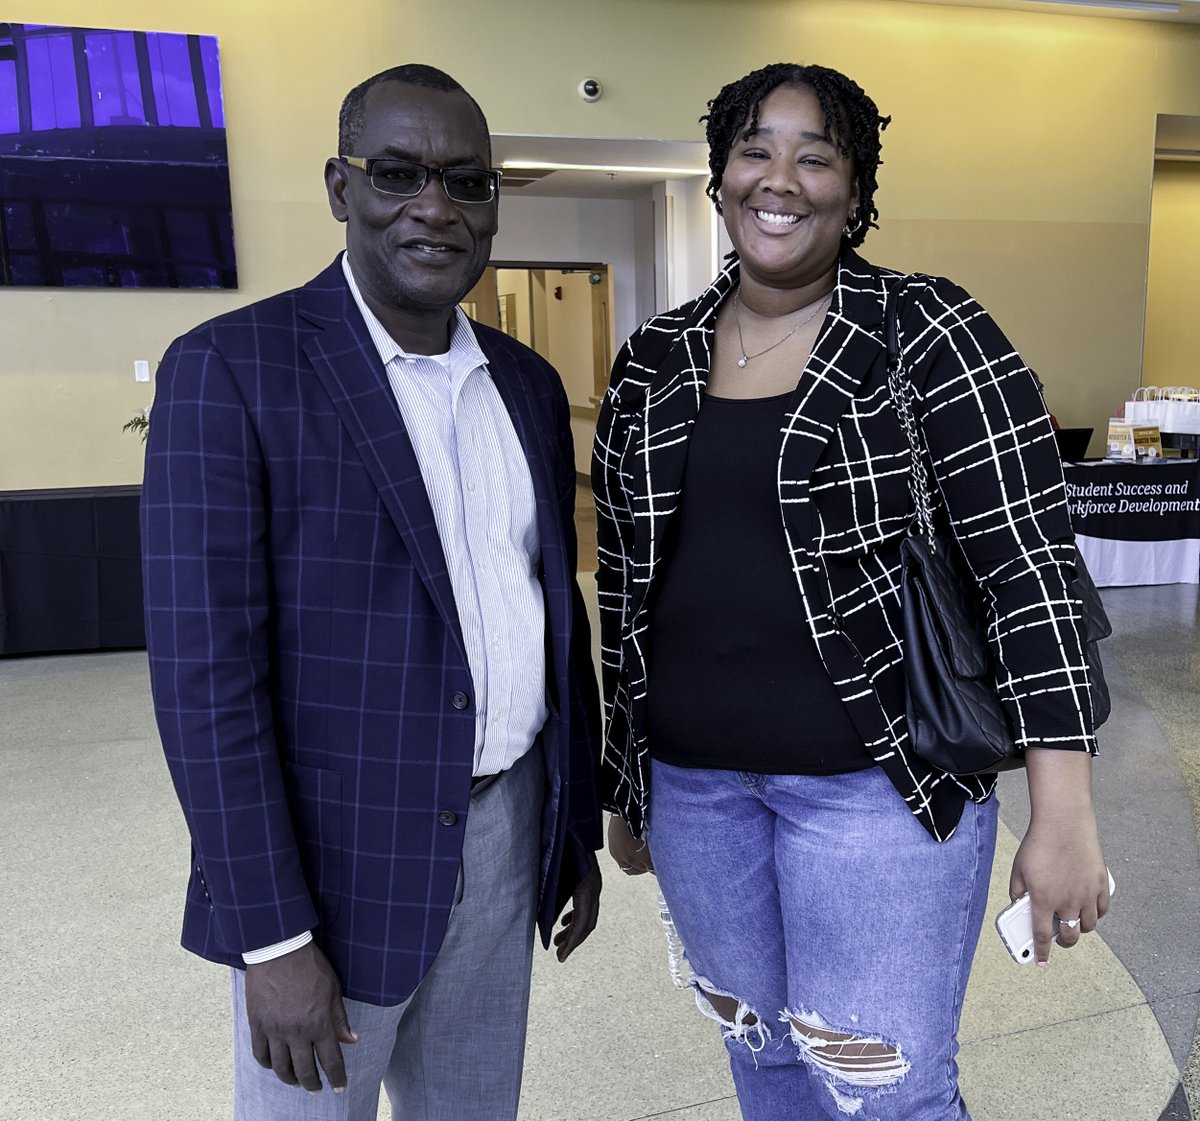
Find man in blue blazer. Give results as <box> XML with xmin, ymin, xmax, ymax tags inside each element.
<box><xmin>142</xmin><ymin>64</ymin><xmax>603</xmax><ymax>1121</ymax></box>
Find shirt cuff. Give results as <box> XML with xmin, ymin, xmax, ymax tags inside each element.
<box><xmin>242</xmin><ymin>930</ymin><xmax>313</xmax><ymax>965</ymax></box>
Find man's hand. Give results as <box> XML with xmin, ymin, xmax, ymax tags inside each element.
<box><xmin>244</xmin><ymin>940</ymin><xmax>357</xmax><ymax>1092</ymax></box>
<box><xmin>553</xmin><ymin>859</ymin><xmax>602</xmax><ymax>962</ymax></box>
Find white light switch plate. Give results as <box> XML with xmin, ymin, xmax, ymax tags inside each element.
<box><xmin>134</xmin><ymin>360</ymin><xmax>150</xmax><ymax>383</ymax></box>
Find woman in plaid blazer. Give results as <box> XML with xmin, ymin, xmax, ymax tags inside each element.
<box><xmin>592</xmin><ymin>63</ymin><xmax>1109</xmax><ymax>1120</ymax></box>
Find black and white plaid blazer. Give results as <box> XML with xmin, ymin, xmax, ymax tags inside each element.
<box><xmin>592</xmin><ymin>249</ymin><xmax>1097</xmax><ymax>843</ymax></box>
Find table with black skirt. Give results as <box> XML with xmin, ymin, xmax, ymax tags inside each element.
<box><xmin>1064</xmin><ymin>459</ymin><xmax>1200</xmax><ymax>587</ymax></box>
<box><xmin>0</xmin><ymin>485</ymin><xmax>145</xmax><ymax>655</ymax></box>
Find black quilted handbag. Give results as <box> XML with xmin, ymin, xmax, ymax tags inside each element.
<box><xmin>886</xmin><ymin>277</ymin><xmax>1112</xmax><ymax>776</ymax></box>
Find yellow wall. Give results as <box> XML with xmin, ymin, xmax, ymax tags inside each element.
<box><xmin>1</xmin><ymin>0</ymin><xmax>371</xmax><ymax>488</ymax></box>
<box><xmin>1144</xmin><ymin>161</ymin><xmax>1200</xmax><ymax>388</ymax></box>
<box><xmin>4</xmin><ymin>0</ymin><xmax>1200</xmax><ymax>485</ymax></box>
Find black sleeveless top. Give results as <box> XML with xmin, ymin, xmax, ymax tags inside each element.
<box><xmin>645</xmin><ymin>393</ymin><xmax>873</xmax><ymax>775</ymax></box>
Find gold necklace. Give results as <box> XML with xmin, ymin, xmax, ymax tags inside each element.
<box><xmin>732</xmin><ymin>289</ymin><xmax>831</xmax><ymax>368</ymax></box>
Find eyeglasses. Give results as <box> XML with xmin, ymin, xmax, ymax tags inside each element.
<box><xmin>340</xmin><ymin>156</ymin><xmax>501</xmax><ymax>203</ymax></box>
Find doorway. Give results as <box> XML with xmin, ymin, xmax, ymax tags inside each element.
<box><xmin>459</xmin><ymin>263</ymin><xmax>613</xmax><ymax>571</ymax></box>
<box><xmin>461</xmin><ymin>262</ymin><xmax>614</xmax><ymax>480</ymax></box>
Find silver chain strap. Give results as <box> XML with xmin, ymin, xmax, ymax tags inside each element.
<box><xmin>885</xmin><ymin>277</ymin><xmax>937</xmax><ymax>542</ymax></box>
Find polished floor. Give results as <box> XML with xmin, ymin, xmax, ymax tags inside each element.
<box><xmin>2</xmin><ymin>574</ymin><xmax>1199</xmax><ymax>1119</ymax></box>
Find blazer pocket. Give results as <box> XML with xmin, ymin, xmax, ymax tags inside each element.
<box><xmin>285</xmin><ymin>763</ymin><xmax>343</xmax><ymax>927</ymax></box>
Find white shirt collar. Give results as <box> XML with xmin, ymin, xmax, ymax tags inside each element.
<box><xmin>340</xmin><ymin>252</ymin><xmax>488</xmax><ymax>376</ymax></box>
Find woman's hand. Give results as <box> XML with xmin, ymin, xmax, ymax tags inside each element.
<box><xmin>1011</xmin><ymin>749</ymin><xmax>1110</xmax><ymax>966</ymax></box>
<box><xmin>608</xmin><ymin>815</ymin><xmax>654</xmax><ymax>876</ymax></box>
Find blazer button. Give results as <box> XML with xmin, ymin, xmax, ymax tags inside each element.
<box><xmin>830</xmin><ymin>611</ymin><xmax>845</xmax><ymax>631</ymax></box>
<box><xmin>451</xmin><ymin>691</ymin><xmax>470</xmax><ymax>710</ymax></box>
<box><xmin>437</xmin><ymin>810</ymin><xmax>458</xmax><ymax>826</ymax></box>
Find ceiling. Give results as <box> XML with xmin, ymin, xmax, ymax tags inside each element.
<box><xmin>894</xmin><ymin>0</ymin><xmax>1200</xmax><ymax>23</ymax></box>
<box><xmin>1157</xmin><ymin>114</ymin><xmax>1200</xmax><ymax>158</ymax></box>
<box><xmin>493</xmin><ymin>134</ymin><xmax>707</xmax><ymax>200</ymax></box>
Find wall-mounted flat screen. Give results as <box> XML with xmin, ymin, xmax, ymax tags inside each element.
<box><xmin>0</xmin><ymin>21</ymin><xmax>236</xmax><ymax>288</ymax></box>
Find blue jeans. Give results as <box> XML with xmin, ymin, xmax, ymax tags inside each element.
<box><xmin>648</xmin><ymin>760</ymin><xmax>998</xmax><ymax>1121</ymax></box>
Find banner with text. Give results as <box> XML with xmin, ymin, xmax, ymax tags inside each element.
<box><xmin>1065</xmin><ymin>461</ymin><xmax>1200</xmax><ymax>586</ymax></box>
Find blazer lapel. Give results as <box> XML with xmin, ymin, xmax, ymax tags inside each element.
<box><xmin>627</xmin><ymin>263</ymin><xmax>736</xmax><ymax>619</ymax></box>
<box><xmin>298</xmin><ymin>259</ymin><xmax>467</xmax><ymax>659</ymax></box>
<box><xmin>778</xmin><ymin>250</ymin><xmax>893</xmax><ymax>544</ymax></box>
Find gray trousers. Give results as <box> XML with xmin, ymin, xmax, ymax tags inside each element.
<box><xmin>231</xmin><ymin>743</ymin><xmax>544</xmax><ymax>1121</ymax></box>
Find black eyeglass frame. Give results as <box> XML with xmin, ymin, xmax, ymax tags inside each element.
<box><xmin>339</xmin><ymin>156</ymin><xmax>502</xmax><ymax>203</ymax></box>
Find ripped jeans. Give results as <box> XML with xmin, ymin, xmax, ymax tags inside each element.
<box><xmin>647</xmin><ymin>760</ymin><xmax>997</xmax><ymax>1121</ymax></box>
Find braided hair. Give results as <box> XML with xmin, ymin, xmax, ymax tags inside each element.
<box><xmin>702</xmin><ymin>63</ymin><xmax>890</xmax><ymax>248</ymax></box>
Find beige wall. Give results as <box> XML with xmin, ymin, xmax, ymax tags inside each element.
<box><xmin>1144</xmin><ymin>161</ymin><xmax>1200</xmax><ymax>389</ymax></box>
<box><xmin>4</xmin><ymin>0</ymin><xmax>1200</xmax><ymax>486</ymax></box>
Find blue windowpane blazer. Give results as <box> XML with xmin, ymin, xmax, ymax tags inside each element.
<box><xmin>142</xmin><ymin>256</ymin><xmax>602</xmax><ymax>1007</ymax></box>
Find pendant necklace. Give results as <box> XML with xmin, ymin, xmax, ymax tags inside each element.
<box><xmin>732</xmin><ymin>288</ymin><xmax>831</xmax><ymax>368</ymax></box>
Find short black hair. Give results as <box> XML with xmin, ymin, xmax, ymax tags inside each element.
<box><xmin>338</xmin><ymin>64</ymin><xmax>490</xmax><ymax>157</ymax></box>
<box><xmin>701</xmin><ymin>63</ymin><xmax>890</xmax><ymax>249</ymax></box>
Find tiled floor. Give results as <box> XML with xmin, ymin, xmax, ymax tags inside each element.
<box><xmin>2</xmin><ymin>576</ymin><xmax>1197</xmax><ymax>1120</ymax></box>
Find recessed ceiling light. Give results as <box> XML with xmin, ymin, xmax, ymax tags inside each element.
<box><xmin>501</xmin><ymin>160</ymin><xmax>704</xmax><ymax>176</ymax></box>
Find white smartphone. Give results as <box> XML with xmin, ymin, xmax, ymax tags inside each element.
<box><xmin>995</xmin><ymin>869</ymin><xmax>1116</xmax><ymax>965</ymax></box>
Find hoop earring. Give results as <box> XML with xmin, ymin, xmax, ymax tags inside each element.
<box><xmin>843</xmin><ymin>210</ymin><xmax>864</xmax><ymax>238</ymax></box>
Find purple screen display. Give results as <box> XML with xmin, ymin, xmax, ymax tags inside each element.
<box><xmin>0</xmin><ymin>21</ymin><xmax>236</xmax><ymax>288</ymax></box>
